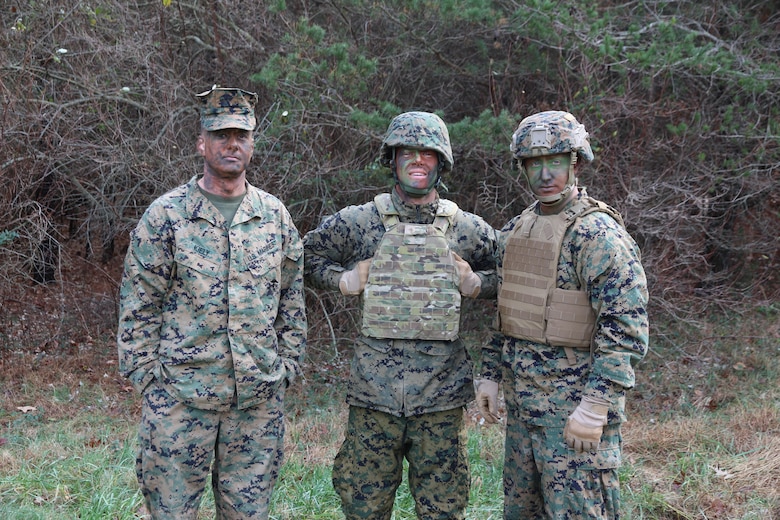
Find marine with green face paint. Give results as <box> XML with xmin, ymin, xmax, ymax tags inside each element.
<box><xmin>304</xmin><ymin>111</ymin><xmax>498</xmax><ymax>520</ymax></box>
<box><xmin>477</xmin><ymin>110</ymin><xmax>649</xmax><ymax>519</ymax></box>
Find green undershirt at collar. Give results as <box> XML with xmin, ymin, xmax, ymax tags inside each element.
<box><xmin>199</xmin><ymin>186</ymin><xmax>245</xmax><ymax>226</ymax></box>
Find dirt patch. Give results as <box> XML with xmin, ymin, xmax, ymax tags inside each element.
<box><xmin>0</xmin><ymin>247</ymin><xmax>132</xmax><ymax>427</ymax></box>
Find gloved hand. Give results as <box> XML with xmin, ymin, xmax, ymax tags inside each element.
<box><xmin>451</xmin><ymin>252</ymin><xmax>481</xmax><ymax>298</ymax></box>
<box><xmin>338</xmin><ymin>259</ymin><xmax>371</xmax><ymax>295</ymax></box>
<box><xmin>563</xmin><ymin>396</ymin><xmax>610</xmax><ymax>452</ymax></box>
<box><xmin>474</xmin><ymin>379</ymin><xmax>500</xmax><ymax>424</ymax></box>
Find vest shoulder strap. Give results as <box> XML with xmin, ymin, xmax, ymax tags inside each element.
<box><xmin>374</xmin><ymin>193</ymin><xmax>399</xmax><ymax>228</ymax></box>
<box><xmin>373</xmin><ymin>194</ymin><xmax>459</xmax><ymax>233</ymax></box>
<box><xmin>434</xmin><ymin>198</ymin><xmax>458</xmax><ymax>233</ymax></box>
<box><xmin>564</xmin><ymin>196</ymin><xmax>625</xmax><ymax>229</ymax></box>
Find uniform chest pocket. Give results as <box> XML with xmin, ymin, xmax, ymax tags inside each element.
<box><xmin>244</xmin><ymin>242</ymin><xmax>283</xmax><ymax>278</ymax></box>
<box><xmin>174</xmin><ymin>248</ymin><xmax>222</xmax><ymax>278</ymax></box>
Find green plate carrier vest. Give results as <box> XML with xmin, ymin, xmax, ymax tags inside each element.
<box><xmin>498</xmin><ymin>196</ymin><xmax>624</xmax><ymax>348</ymax></box>
<box><xmin>361</xmin><ymin>194</ymin><xmax>462</xmax><ymax>341</ymax></box>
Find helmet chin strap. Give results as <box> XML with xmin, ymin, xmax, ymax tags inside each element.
<box><xmin>396</xmin><ymin>169</ymin><xmax>441</xmax><ymax>196</ymax></box>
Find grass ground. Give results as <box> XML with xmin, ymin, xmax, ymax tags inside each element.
<box><xmin>1</xmin><ymin>262</ymin><xmax>778</xmax><ymax>519</ymax></box>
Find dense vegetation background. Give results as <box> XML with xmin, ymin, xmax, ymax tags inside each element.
<box><xmin>2</xmin><ymin>0</ymin><xmax>779</xmax><ymax>331</ymax></box>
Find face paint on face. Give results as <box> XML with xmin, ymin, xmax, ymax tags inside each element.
<box><xmin>394</xmin><ymin>147</ymin><xmax>439</xmax><ymax>194</ymax></box>
<box><xmin>197</xmin><ymin>128</ymin><xmax>255</xmax><ymax>180</ymax></box>
<box><xmin>523</xmin><ymin>153</ymin><xmax>571</xmax><ymax>199</ymax></box>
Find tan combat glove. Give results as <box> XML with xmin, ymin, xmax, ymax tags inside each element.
<box><xmin>563</xmin><ymin>395</ymin><xmax>610</xmax><ymax>452</ymax></box>
<box><xmin>338</xmin><ymin>260</ymin><xmax>371</xmax><ymax>295</ymax></box>
<box><xmin>474</xmin><ymin>379</ymin><xmax>500</xmax><ymax>424</ymax></box>
<box><xmin>451</xmin><ymin>252</ymin><xmax>481</xmax><ymax>298</ymax></box>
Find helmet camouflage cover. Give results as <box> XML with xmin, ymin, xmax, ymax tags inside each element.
<box><xmin>510</xmin><ymin>110</ymin><xmax>593</xmax><ymax>163</ymax></box>
<box><xmin>379</xmin><ymin>111</ymin><xmax>454</xmax><ymax>172</ymax></box>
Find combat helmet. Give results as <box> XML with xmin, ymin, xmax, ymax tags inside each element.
<box><xmin>379</xmin><ymin>111</ymin><xmax>453</xmax><ymax>196</ymax></box>
<box><xmin>510</xmin><ymin>111</ymin><xmax>593</xmax><ymax>205</ymax></box>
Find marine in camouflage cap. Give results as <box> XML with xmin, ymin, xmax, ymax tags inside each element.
<box><xmin>117</xmin><ymin>84</ymin><xmax>305</xmax><ymax>518</ymax></box>
<box><xmin>196</xmin><ymin>86</ymin><xmax>258</xmax><ymax>131</ymax></box>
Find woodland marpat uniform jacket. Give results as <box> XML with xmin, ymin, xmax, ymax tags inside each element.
<box><xmin>117</xmin><ymin>176</ymin><xmax>306</xmax><ymax>411</ymax></box>
<box><xmin>303</xmin><ymin>189</ymin><xmax>497</xmax><ymax>417</ymax></box>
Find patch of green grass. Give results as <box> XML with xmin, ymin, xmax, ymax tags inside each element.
<box><xmin>0</xmin><ymin>422</ymin><xmax>140</xmax><ymax>520</ymax></box>
<box><xmin>271</xmin><ymin>461</ymin><xmax>342</xmax><ymax>519</ymax></box>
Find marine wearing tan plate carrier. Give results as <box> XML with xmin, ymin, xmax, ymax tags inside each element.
<box><xmin>498</xmin><ymin>195</ymin><xmax>624</xmax><ymax>349</ymax></box>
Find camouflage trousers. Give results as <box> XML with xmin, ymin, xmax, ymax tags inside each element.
<box><xmin>503</xmin><ymin>409</ymin><xmax>622</xmax><ymax>520</ymax></box>
<box><xmin>332</xmin><ymin>406</ymin><xmax>470</xmax><ymax>520</ymax></box>
<box><xmin>136</xmin><ymin>380</ymin><xmax>285</xmax><ymax>520</ymax></box>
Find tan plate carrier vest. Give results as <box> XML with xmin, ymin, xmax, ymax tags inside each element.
<box><xmin>361</xmin><ymin>194</ymin><xmax>462</xmax><ymax>341</ymax></box>
<box><xmin>497</xmin><ymin>196</ymin><xmax>624</xmax><ymax>349</ymax></box>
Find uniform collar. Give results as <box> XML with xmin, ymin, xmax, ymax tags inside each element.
<box><xmin>184</xmin><ymin>176</ymin><xmax>265</xmax><ymax>225</ymax></box>
<box><xmin>390</xmin><ymin>187</ymin><xmax>440</xmax><ymax>224</ymax></box>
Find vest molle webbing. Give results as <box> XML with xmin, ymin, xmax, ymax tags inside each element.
<box><xmin>498</xmin><ymin>196</ymin><xmax>624</xmax><ymax>348</ymax></box>
<box><xmin>361</xmin><ymin>194</ymin><xmax>461</xmax><ymax>341</ymax></box>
